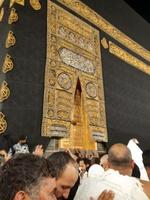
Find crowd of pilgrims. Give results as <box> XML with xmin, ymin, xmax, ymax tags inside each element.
<box><xmin>0</xmin><ymin>135</ymin><xmax>150</xmax><ymax>200</ymax></box>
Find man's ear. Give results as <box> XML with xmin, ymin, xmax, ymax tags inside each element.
<box><xmin>131</xmin><ymin>160</ymin><xmax>135</xmax><ymax>169</ymax></box>
<box><xmin>107</xmin><ymin>160</ymin><xmax>111</xmax><ymax>168</ymax></box>
<box><xmin>13</xmin><ymin>191</ymin><xmax>28</xmax><ymax>200</ymax></box>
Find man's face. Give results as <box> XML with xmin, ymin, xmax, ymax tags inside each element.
<box><xmin>38</xmin><ymin>177</ymin><xmax>56</xmax><ymax>200</ymax></box>
<box><xmin>79</xmin><ymin>160</ymin><xmax>86</xmax><ymax>172</ymax></box>
<box><xmin>29</xmin><ymin>177</ymin><xmax>56</xmax><ymax>200</ymax></box>
<box><xmin>20</xmin><ymin>138</ymin><xmax>27</xmax><ymax>145</ymax></box>
<box><xmin>55</xmin><ymin>164</ymin><xmax>78</xmax><ymax>200</ymax></box>
<box><xmin>14</xmin><ymin>177</ymin><xmax>56</xmax><ymax>200</ymax></box>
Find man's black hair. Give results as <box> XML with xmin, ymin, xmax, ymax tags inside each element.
<box><xmin>47</xmin><ymin>151</ymin><xmax>77</xmax><ymax>178</ymax></box>
<box><xmin>18</xmin><ymin>134</ymin><xmax>27</xmax><ymax>141</ymax></box>
<box><xmin>0</xmin><ymin>153</ymin><xmax>53</xmax><ymax>200</ymax></box>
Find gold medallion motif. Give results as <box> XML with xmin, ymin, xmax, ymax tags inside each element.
<box><xmin>57</xmin><ymin>73</ymin><xmax>72</xmax><ymax>90</ymax></box>
<box><xmin>86</xmin><ymin>82</ymin><xmax>97</xmax><ymax>98</ymax></box>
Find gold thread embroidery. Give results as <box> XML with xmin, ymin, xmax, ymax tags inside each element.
<box><xmin>58</xmin><ymin>0</ymin><xmax>150</xmax><ymax>63</ymax></box>
<box><xmin>8</xmin><ymin>7</ymin><xmax>18</xmax><ymax>24</ymax></box>
<box><xmin>0</xmin><ymin>112</ymin><xmax>7</xmax><ymax>134</ymax></box>
<box><xmin>109</xmin><ymin>41</ymin><xmax>150</xmax><ymax>75</ymax></box>
<box><xmin>29</xmin><ymin>0</ymin><xmax>41</xmax><ymax>10</ymax></box>
<box><xmin>0</xmin><ymin>81</ymin><xmax>10</xmax><ymax>102</ymax></box>
<box><xmin>10</xmin><ymin>0</ymin><xmax>24</xmax><ymax>7</ymax></box>
<box><xmin>0</xmin><ymin>7</ymin><xmax>4</xmax><ymax>22</ymax></box>
<box><xmin>5</xmin><ymin>31</ymin><xmax>16</xmax><ymax>48</ymax></box>
<box><xmin>101</xmin><ymin>37</ymin><xmax>108</xmax><ymax>49</ymax></box>
<box><xmin>0</xmin><ymin>0</ymin><xmax>4</xmax><ymax>7</ymax></box>
<box><xmin>2</xmin><ymin>54</ymin><xmax>14</xmax><ymax>73</ymax></box>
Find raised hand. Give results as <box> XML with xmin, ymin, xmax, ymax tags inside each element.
<box><xmin>90</xmin><ymin>190</ymin><xmax>115</xmax><ymax>200</ymax></box>
<box><xmin>33</xmin><ymin>145</ymin><xmax>43</xmax><ymax>157</ymax></box>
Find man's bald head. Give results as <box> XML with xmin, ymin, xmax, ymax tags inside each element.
<box><xmin>108</xmin><ymin>143</ymin><xmax>134</xmax><ymax>175</ymax></box>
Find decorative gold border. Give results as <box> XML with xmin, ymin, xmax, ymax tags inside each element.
<box><xmin>108</xmin><ymin>41</ymin><xmax>150</xmax><ymax>75</ymax></box>
<box><xmin>57</xmin><ymin>0</ymin><xmax>150</xmax><ymax>63</ymax></box>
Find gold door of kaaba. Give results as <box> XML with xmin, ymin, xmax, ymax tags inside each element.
<box><xmin>42</xmin><ymin>1</ymin><xmax>108</xmax><ymax>150</ymax></box>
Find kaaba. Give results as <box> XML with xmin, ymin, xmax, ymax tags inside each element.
<box><xmin>0</xmin><ymin>0</ymin><xmax>150</xmax><ymax>153</ymax></box>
